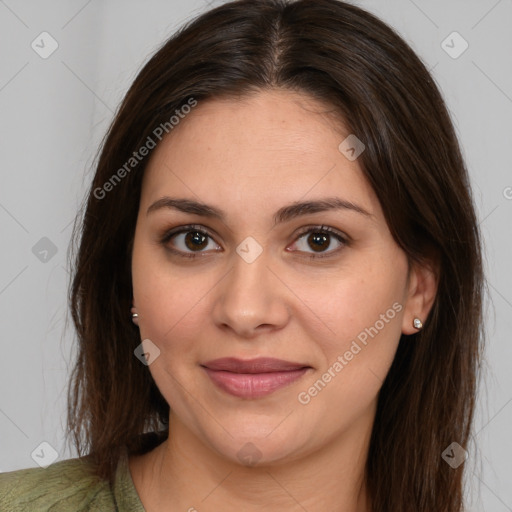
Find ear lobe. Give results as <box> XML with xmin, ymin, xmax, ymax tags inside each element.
<box><xmin>401</xmin><ymin>259</ymin><xmax>439</xmax><ymax>335</ymax></box>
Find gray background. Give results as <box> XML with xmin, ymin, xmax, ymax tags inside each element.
<box><xmin>0</xmin><ymin>0</ymin><xmax>510</xmax><ymax>510</ymax></box>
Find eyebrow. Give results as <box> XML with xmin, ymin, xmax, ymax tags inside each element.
<box><xmin>146</xmin><ymin>196</ymin><xmax>373</xmax><ymax>224</ymax></box>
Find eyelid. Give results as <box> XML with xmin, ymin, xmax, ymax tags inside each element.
<box><xmin>293</xmin><ymin>224</ymin><xmax>349</xmax><ymax>242</ymax></box>
<box><xmin>159</xmin><ymin>223</ymin><xmax>216</xmax><ymax>244</ymax></box>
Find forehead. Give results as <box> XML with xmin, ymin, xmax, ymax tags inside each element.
<box><xmin>140</xmin><ymin>89</ymin><xmax>379</xmax><ymax>218</ymax></box>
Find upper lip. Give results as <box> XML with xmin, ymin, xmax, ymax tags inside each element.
<box><xmin>201</xmin><ymin>357</ymin><xmax>310</xmax><ymax>373</ymax></box>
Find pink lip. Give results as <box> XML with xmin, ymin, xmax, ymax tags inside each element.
<box><xmin>201</xmin><ymin>357</ymin><xmax>311</xmax><ymax>399</ymax></box>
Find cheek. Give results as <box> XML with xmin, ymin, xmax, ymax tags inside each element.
<box><xmin>295</xmin><ymin>251</ymin><xmax>407</xmax><ymax>405</ymax></box>
<box><xmin>292</xmin><ymin>249</ymin><xmax>407</xmax><ymax>353</ymax></box>
<box><xmin>322</xmin><ymin>278</ymin><xmax>404</xmax><ymax>350</ymax></box>
<box><xmin>131</xmin><ymin>243</ymin><xmax>215</xmax><ymax>360</ymax></box>
<box><xmin>132</xmin><ymin>264</ymin><xmax>211</xmax><ymax>411</ymax></box>
<box><xmin>295</xmin><ymin>294</ymin><xmax>404</xmax><ymax>435</ymax></box>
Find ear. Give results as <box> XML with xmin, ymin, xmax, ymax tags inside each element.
<box><xmin>401</xmin><ymin>258</ymin><xmax>439</xmax><ymax>335</ymax></box>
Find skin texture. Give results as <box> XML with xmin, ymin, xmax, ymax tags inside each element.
<box><xmin>129</xmin><ymin>89</ymin><xmax>438</xmax><ymax>511</ymax></box>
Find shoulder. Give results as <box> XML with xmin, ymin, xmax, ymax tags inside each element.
<box><xmin>0</xmin><ymin>455</ymin><xmax>115</xmax><ymax>511</ymax></box>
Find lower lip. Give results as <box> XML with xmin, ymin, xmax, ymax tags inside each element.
<box><xmin>203</xmin><ymin>367</ymin><xmax>309</xmax><ymax>399</ymax></box>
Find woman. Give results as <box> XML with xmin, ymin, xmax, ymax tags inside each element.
<box><xmin>0</xmin><ymin>0</ymin><xmax>484</xmax><ymax>510</ymax></box>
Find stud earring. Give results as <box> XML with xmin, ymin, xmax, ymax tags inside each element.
<box><xmin>413</xmin><ymin>318</ymin><xmax>423</xmax><ymax>330</ymax></box>
<box><xmin>131</xmin><ymin>307</ymin><xmax>139</xmax><ymax>326</ymax></box>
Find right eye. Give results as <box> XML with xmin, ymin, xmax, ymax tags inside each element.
<box><xmin>160</xmin><ymin>225</ymin><xmax>222</xmax><ymax>258</ymax></box>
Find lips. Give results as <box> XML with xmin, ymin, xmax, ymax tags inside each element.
<box><xmin>202</xmin><ymin>357</ymin><xmax>308</xmax><ymax>373</ymax></box>
<box><xmin>201</xmin><ymin>357</ymin><xmax>311</xmax><ymax>399</ymax></box>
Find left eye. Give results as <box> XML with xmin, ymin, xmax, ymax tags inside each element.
<box><xmin>289</xmin><ymin>227</ymin><xmax>347</xmax><ymax>256</ymax></box>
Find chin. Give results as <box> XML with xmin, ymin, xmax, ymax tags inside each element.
<box><xmin>200</xmin><ymin>421</ymin><xmax>312</xmax><ymax>468</ymax></box>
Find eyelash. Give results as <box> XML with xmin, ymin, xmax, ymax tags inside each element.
<box><xmin>159</xmin><ymin>224</ymin><xmax>349</xmax><ymax>260</ymax></box>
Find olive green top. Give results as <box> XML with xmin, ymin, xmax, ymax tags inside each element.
<box><xmin>0</xmin><ymin>433</ymin><xmax>167</xmax><ymax>511</ymax></box>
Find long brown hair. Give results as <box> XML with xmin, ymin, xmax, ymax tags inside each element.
<box><xmin>67</xmin><ymin>1</ymin><xmax>484</xmax><ymax>510</ymax></box>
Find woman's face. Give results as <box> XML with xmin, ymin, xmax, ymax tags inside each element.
<box><xmin>131</xmin><ymin>89</ymin><xmax>424</xmax><ymax>465</ymax></box>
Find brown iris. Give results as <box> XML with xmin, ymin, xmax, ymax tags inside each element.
<box><xmin>308</xmin><ymin>233</ymin><xmax>330</xmax><ymax>252</ymax></box>
<box><xmin>185</xmin><ymin>231</ymin><xmax>208</xmax><ymax>251</ymax></box>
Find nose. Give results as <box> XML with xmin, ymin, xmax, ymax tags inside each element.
<box><xmin>211</xmin><ymin>250</ymin><xmax>291</xmax><ymax>339</ymax></box>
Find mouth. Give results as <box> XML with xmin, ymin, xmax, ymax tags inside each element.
<box><xmin>201</xmin><ymin>357</ymin><xmax>312</xmax><ymax>399</ymax></box>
